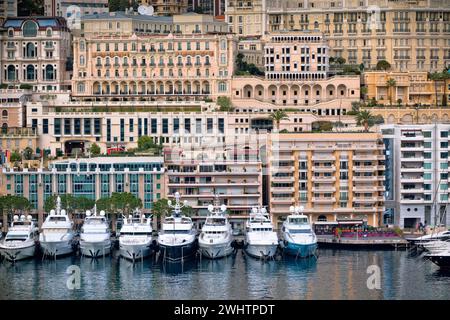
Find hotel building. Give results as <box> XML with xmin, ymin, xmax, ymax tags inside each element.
<box><xmin>381</xmin><ymin>124</ymin><xmax>450</xmax><ymax>229</ymax></box>
<box><xmin>141</xmin><ymin>0</ymin><xmax>189</xmax><ymax>16</ymax></box>
<box><xmin>0</xmin><ymin>89</ymin><xmax>31</xmax><ymax>129</ymax></box>
<box><xmin>225</xmin><ymin>0</ymin><xmax>450</xmax><ymax>71</ymax></box>
<box><xmin>71</xmin><ymin>12</ymin><xmax>234</xmax><ymax>100</ymax></box>
<box><xmin>1</xmin><ymin>157</ymin><xmax>166</xmax><ymax>219</ymax></box>
<box><xmin>364</xmin><ymin>71</ymin><xmax>450</xmax><ymax>107</ymax></box>
<box><xmin>0</xmin><ymin>17</ymin><xmax>72</xmax><ymax>92</ymax></box>
<box><xmin>267</xmin><ymin>132</ymin><xmax>386</xmax><ymax>228</ymax></box>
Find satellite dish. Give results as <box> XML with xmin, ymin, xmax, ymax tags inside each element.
<box><xmin>220</xmin><ymin>204</ymin><xmax>227</xmax><ymax>212</ymax></box>
<box><xmin>13</xmin><ymin>215</ymin><xmax>19</xmax><ymax>221</ymax></box>
<box><xmin>289</xmin><ymin>206</ymin><xmax>294</xmax><ymax>213</ymax></box>
<box><xmin>261</xmin><ymin>207</ymin><xmax>267</xmax><ymax>214</ymax></box>
<box><xmin>167</xmin><ymin>200</ymin><xmax>172</xmax><ymax>206</ymax></box>
<box><xmin>208</xmin><ymin>204</ymin><xmax>214</xmax><ymax>212</ymax></box>
<box><xmin>86</xmin><ymin>210</ymin><xmax>91</xmax><ymax>216</ymax></box>
<box><xmin>50</xmin><ymin>209</ymin><xmax>56</xmax><ymax>215</ymax></box>
<box><xmin>20</xmin><ymin>215</ymin><xmax>26</xmax><ymax>221</ymax></box>
<box><xmin>147</xmin><ymin>5</ymin><xmax>154</xmax><ymax>16</ymax></box>
<box><xmin>61</xmin><ymin>209</ymin><xmax>67</xmax><ymax>215</ymax></box>
<box><xmin>100</xmin><ymin>210</ymin><xmax>106</xmax><ymax>216</ymax></box>
<box><xmin>27</xmin><ymin>215</ymin><xmax>32</xmax><ymax>221</ymax></box>
<box><xmin>138</xmin><ymin>5</ymin><xmax>147</xmax><ymax>15</ymax></box>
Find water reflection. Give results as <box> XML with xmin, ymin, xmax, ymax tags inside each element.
<box><xmin>0</xmin><ymin>249</ymin><xmax>449</xmax><ymax>300</ymax></box>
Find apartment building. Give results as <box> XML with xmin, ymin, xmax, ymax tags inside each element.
<box><xmin>165</xmin><ymin>146</ymin><xmax>263</xmax><ymax>230</ymax></box>
<box><xmin>72</xmin><ymin>12</ymin><xmax>234</xmax><ymax>100</ymax></box>
<box><xmin>381</xmin><ymin>124</ymin><xmax>450</xmax><ymax>229</ymax></box>
<box><xmin>189</xmin><ymin>0</ymin><xmax>226</xmax><ymax>17</ymax></box>
<box><xmin>365</xmin><ymin>71</ymin><xmax>450</xmax><ymax>107</ymax></box>
<box><xmin>0</xmin><ymin>0</ymin><xmax>16</xmax><ymax>23</ymax></box>
<box><xmin>0</xmin><ymin>127</ymin><xmax>38</xmax><ymax>162</ymax></box>
<box><xmin>44</xmin><ymin>0</ymin><xmax>109</xmax><ymax>17</ymax></box>
<box><xmin>267</xmin><ymin>132</ymin><xmax>386</xmax><ymax>228</ymax></box>
<box><xmin>0</xmin><ymin>89</ymin><xmax>31</xmax><ymax>129</ymax></box>
<box><xmin>225</xmin><ymin>0</ymin><xmax>450</xmax><ymax>72</ymax></box>
<box><xmin>0</xmin><ymin>157</ymin><xmax>166</xmax><ymax>217</ymax></box>
<box><xmin>141</xmin><ymin>0</ymin><xmax>188</xmax><ymax>16</ymax></box>
<box><xmin>1</xmin><ymin>17</ymin><xmax>72</xmax><ymax>92</ymax></box>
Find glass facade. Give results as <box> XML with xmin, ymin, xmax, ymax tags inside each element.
<box><xmin>144</xmin><ymin>174</ymin><xmax>153</xmax><ymax>209</ymax></box>
<box><xmin>72</xmin><ymin>174</ymin><xmax>95</xmax><ymax>200</ymax></box>
<box><xmin>29</xmin><ymin>175</ymin><xmax>38</xmax><ymax>209</ymax></box>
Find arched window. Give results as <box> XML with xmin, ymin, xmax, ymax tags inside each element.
<box><xmin>314</xmin><ymin>21</ymin><xmax>319</xmax><ymax>29</ymax></box>
<box><xmin>7</xmin><ymin>28</ymin><xmax>13</xmax><ymax>37</ymax></box>
<box><xmin>114</xmin><ymin>57</ymin><xmax>119</xmax><ymax>66</ymax></box>
<box><xmin>218</xmin><ymin>82</ymin><xmax>227</xmax><ymax>92</ymax></box>
<box><xmin>186</xmin><ymin>56</ymin><xmax>191</xmax><ymax>65</ymax></box>
<box><xmin>25</xmin><ymin>42</ymin><xmax>36</xmax><ymax>58</ymax></box>
<box><xmin>2</xmin><ymin>110</ymin><xmax>8</xmax><ymax>119</ymax></box>
<box><xmin>44</xmin><ymin>65</ymin><xmax>55</xmax><ymax>80</ymax></box>
<box><xmin>196</xmin><ymin>56</ymin><xmax>201</xmax><ymax>65</ymax></box>
<box><xmin>177</xmin><ymin>56</ymin><xmax>182</xmax><ymax>65</ymax></box>
<box><xmin>96</xmin><ymin>57</ymin><xmax>101</xmax><ymax>66</ymax></box>
<box><xmin>317</xmin><ymin>215</ymin><xmax>327</xmax><ymax>222</ymax></box>
<box><xmin>26</xmin><ymin>65</ymin><xmax>35</xmax><ymax>80</ymax></box>
<box><xmin>6</xmin><ymin>65</ymin><xmax>16</xmax><ymax>81</ymax></box>
<box><xmin>123</xmin><ymin>57</ymin><xmax>128</xmax><ymax>66</ymax></box>
<box><xmin>1</xmin><ymin>123</ymin><xmax>7</xmax><ymax>133</ymax></box>
<box><xmin>205</xmin><ymin>56</ymin><xmax>210</xmax><ymax>65</ymax></box>
<box><xmin>46</xmin><ymin>27</ymin><xmax>52</xmax><ymax>37</ymax></box>
<box><xmin>80</xmin><ymin>55</ymin><xmax>85</xmax><ymax>66</ymax></box>
<box><xmin>79</xmin><ymin>40</ymin><xmax>85</xmax><ymax>51</ymax></box>
<box><xmin>22</xmin><ymin>20</ymin><xmax>38</xmax><ymax>37</ymax></box>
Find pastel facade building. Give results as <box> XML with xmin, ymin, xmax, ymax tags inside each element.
<box><xmin>0</xmin><ymin>17</ymin><xmax>72</xmax><ymax>92</ymax></box>
<box><xmin>364</xmin><ymin>71</ymin><xmax>450</xmax><ymax>107</ymax></box>
<box><xmin>381</xmin><ymin>124</ymin><xmax>450</xmax><ymax>229</ymax></box>
<box><xmin>225</xmin><ymin>0</ymin><xmax>450</xmax><ymax>72</ymax></box>
<box><xmin>72</xmin><ymin>12</ymin><xmax>234</xmax><ymax>101</ymax></box>
<box><xmin>267</xmin><ymin>132</ymin><xmax>386</xmax><ymax>228</ymax></box>
<box><xmin>0</xmin><ymin>0</ymin><xmax>16</xmax><ymax>23</ymax></box>
<box><xmin>141</xmin><ymin>0</ymin><xmax>189</xmax><ymax>16</ymax></box>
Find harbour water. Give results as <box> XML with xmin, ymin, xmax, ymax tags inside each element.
<box><xmin>0</xmin><ymin>249</ymin><xmax>449</xmax><ymax>300</ymax></box>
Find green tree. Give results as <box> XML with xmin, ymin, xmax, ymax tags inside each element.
<box><xmin>217</xmin><ymin>96</ymin><xmax>234</xmax><ymax>112</ymax></box>
<box><xmin>182</xmin><ymin>205</ymin><xmax>195</xmax><ymax>217</ymax></box>
<box><xmin>355</xmin><ymin>110</ymin><xmax>375</xmax><ymax>132</ymax></box>
<box><xmin>312</xmin><ymin>121</ymin><xmax>333</xmax><ymax>132</ymax></box>
<box><xmin>138</xmin><ymin>136</ymin><xmax>155</xmax><ymax>150</ymax></box>
<box><xmin>90</xmin><ymin>143</ymin><xmax>101</xmax><ymax>156</ymax></box>
<box><xmin>102</xmin><ymin>192</ymin><xmax>143</xmax><ymax>231</ymax></box>
<box><xmin>151</xmin><ymin>199</ymin><xmax>171</xmax><ymax>218</ymax></box>
<box><xmin>360</xmin><ymin>86</ymin><xmax>368</xmax><ymax>100</ymax></box>
<box><xmin>386</xmin><ymin>78</ymin><xmax>397</xmax><ymax>107</ymax></box>
<box><xmin>0</xmin><ymin>195</ymin><xmax>31</xmax><ymax>232</ymax></box>
<box><xmin>335</xmin><ymin>57</ymin><xmax>346</xmax><ymax>65</ymax></box>
<box><xmin>10</xmin><ymin>151</ymin><xmax>21</xmax><ymax>162</ymax></box>
<box><xmin>376</xmin><ymin>60</ymin><xmax>391</xmax><ymax>71</ymax></box>
<box><xmin>18</xmin><ymin>0</ymin><xmax>44</xmax><ymax>16</ymax></box>
<box><xmin>269</xmin><ymin>110</ymin><xmax>289</xmax><ymax>132</ymax></box>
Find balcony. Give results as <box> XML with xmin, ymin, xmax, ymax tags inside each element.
<box><xmin>312</xmin><ymin>155</ymin><xmax>336</xmax><ymax>161</ymax></box>
<box><xmin>311</xmin><ymin>176</ymin><xmax>336</xmax><ymax>182</ymax></box>
<box><xmin>312</xmin><ymin>186</ymin><xmax>336</xmax><ymax>192</ymax></box>
<box><xmin>401</xmin><ymin>188</ymin><xmax>424</xmax><ymax>193</ymax></box>
<box><xmin>353</xmin><ymin>186</ymin><xmax>385</xmax><ymax>192</ymax></box>
<box><xmin>400</xmin><ymin>176</ymin><xmax>424</xmax><ymax>183</ymax></box>
<box><xmin>400</xmin><ymin>198</ymin><xmax>424</xmax><ymax>204</ymax></box>
<box><xmin>401</xmin><ymin>167</ymin><xmax>424</xmax><ymax>173</ymax></box>
<box><xmin>271</xmin><ymin>187</ymin><xmax>295</xmax><ymax>193</ymax></box>
<box><xmin>313</xmin><ymin>165</ymin><xmax>336</xmax><ymax>172</ymax></box>
<box><xmin>271</xmin><ymin>176</ymin><xmax>295</xmax><ymax>183</ymax></box>
<box><xmin>353</xmin><ymin>176</ymin><xmax>377</xmax><ymax>182</ymax></box>
<box><xmin>271</xmin><ymin>166</ymin><xmax>295</xmax><ymax>173</ymax></box>
<box><xmin>353</xmin><ymin>166</ymin><xmax>377</xmax><ymax>172</ymax></box>
<box><xmin>353</xmin><ymin>197</ymin><xmax>379</xmax><ymax>203</ymax></box>
<box><xmin>312</xmin><ymin>197</ymin><xmax>336</xmax><ymax>203</ymax></box>
<box><xmin>400</xmin><ymin>145</ymin><xmax>424</xmax><ymax>152</ymax></box>
<box><xmin>271</xmin><ymin>198</ymin><xmax>294</xmax><ymax>204</ymax></box>
<box><xmin>353</xmin><ymin>154</ymin><xmax>384</xmax><ymax>161</ymax></box>
<box><xmin>401</xmin><ymin>156</ymin><xmax>424</xmax><ymax>162</ymax></box>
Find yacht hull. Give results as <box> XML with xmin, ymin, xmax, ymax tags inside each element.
<box><xmin>0</xmin><ymin>242</ymin><xmax>36</xmax><ymax>261</ymax></box>
<box><xmin>245</xmin><ymin>244</ymin><xmax>278</xmax><ymax>259</ymax></box>
<box><xmin>283</xmin><ymin>241</ymin><xmax>318</xmax><ymax>258</ymax></box>
<box><xmin>158</xmin><ymin>240</ymin><xmax>197</xmax><ymax>262</ymax></box>
<box><xmin>119</xmin><ymin>243</ymin><xmax>153</xmax><ymax>261</ymax></box>
<box><xmin>40</xmin><ymin>241</ymin><xmax>75</xmax><ymax>258</ymax></box>
<box><xmin>427</xmin><ymin>255</ymin><xmax>450</xmax><ymax>267</ymax></box>
<box><xmin>199</xmin><ymin>242</ymin><xmax>233</xmax><ymax>259</ymax></box>
<box><xmin>80</xmin><ymin>240</ymin><xmax>111</xmax><ymax>258</ymax></box>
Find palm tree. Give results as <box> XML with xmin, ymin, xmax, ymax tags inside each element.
<box><xmin>386</xmin><ymin>78</ymin><xmax>397</xmax><ymax>107</ymax></box>
<box><xmin>269</xmin><ymin>110</ymin><xmax>289</xmax><ymax>132</ymax></box>
<box><xmin>355</xmin><ymin>110</ymin><xmax>375</xmax><ymax>132</ymax></box>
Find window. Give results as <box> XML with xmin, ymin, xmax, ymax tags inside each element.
<box><xmin>22</xmin><ymin>20</ymin><xmax>38</xmax><ymax>37</ymax></box>
<box><xmin>44</xmin><ymin>65</ymin><xmax>55</xmax><ymax>80</ymax></box>
<box><xmin>441</xmin><ymin>131</ymin><xmax>449</xmax><ymax>138</ymax></box>
<box><xmin>26</xmin><ymin>65</ymin><xmax>35</xmax><ymax>81</ymax></box>
<box><xmin>6</xmin><ymin>65</ymin><xmax>16</xmax><ymax>81</ymax></box>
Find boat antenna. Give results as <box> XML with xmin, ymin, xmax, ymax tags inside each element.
<box><xmin>56</xmin><ymin>196</ymin><xmax>61</xmax><ymax>215</ymax></box>
<box><xmin>169</xmin><ymin>192</ymin><xmax>187</xmax><ymax>218</ymax></box>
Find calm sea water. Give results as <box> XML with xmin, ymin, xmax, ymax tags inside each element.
<box><xmin>0</xmin><ymin>249</ymin><xmax>449</xmax><ymax>300</ymax></box>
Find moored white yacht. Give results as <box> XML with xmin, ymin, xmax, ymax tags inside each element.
<box><xmin>157</xmin><ymin>192</ymin><xmax>197</xmax><ymax>262</ymax></box>
<box><xmin>0</xmin><ymin>215</ymin><xmax>38</xmax><ymax>262</ymax></box>
<box><xmin>39</xmin><ymin>196</ymin><xmax>76</xmax><ymax>258</ymax></box>
<box><xmin>281</xmin><ymin>206</ymin><xmax>318</xmax><ymax>258</ymax></box>
<box><xmin>119</xmin><ymin>209</ymin><xmax>153</xmax><ymax>262</ymax></box>
<box><xmin>244</xmin><ymin>207</ymin><xmax>278</xmax><ymax>259</ymax></box>
<box><xmin>79</xmin><ymin>205</ymin><xmax>111</xmax><ymax>258</ymax></box>
<box><xmin>198</xmin><ymin>196</ymin><xmax>233</xmax><ymax>259</ymax></box>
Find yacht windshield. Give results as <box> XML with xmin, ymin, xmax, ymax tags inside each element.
<box><xmin>120</xmin><ymin>232</ymin><xmax>152</xmax><ymax>236</ymax></box>
<box><xmin>289</xmin><ymin>229</ymin><xmax>312</xmax><ymax>234</ymax></box>
<box><xmin>5</xmin><ymin>235</ymin><xmax>27</xmax><ymax>241</ymax></box>
<box><xmin>251</xmin><ymin>227</ymin><xmax>273</xmax><ymax>232</ymax></box>
<box><xmin>163</xmin><ymin>230</ymin><xmax>191</xmax><ymax>234</ymax></box>
<box><xmin>289</xmin><ymin>218</ymin><xmax>308</xmax><ymax>225</ymax></box>
<box><xmin>85</xmin><ymin>218</ymin><xmax>106</xmax><ymax>225</ymax></box>
<box><xmin>48</xmin><ymin>217</ymin><xmax>67</xmax><ymax>222</ymax></box>
<box><xmin>206</xmin><ymin>218</ymin><xmax>226</xmax><ymax>226</ymax></box>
